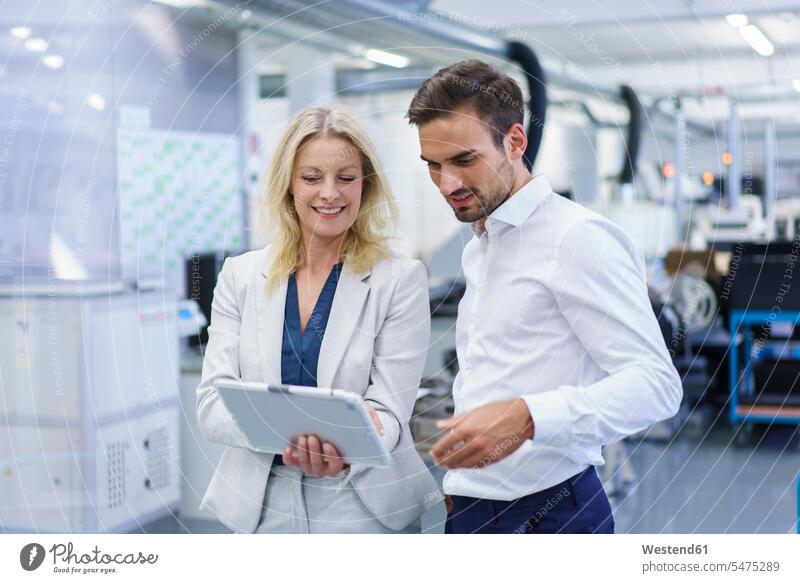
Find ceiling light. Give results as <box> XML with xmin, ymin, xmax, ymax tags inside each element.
<box><xmin>365</xmin><ymin>49</ymin><xmax>410</xmax><ymax>69</ymax></box>
<box><xmin>25</xmin><ymin>37</ymin><xmax>48</xmax><ymax>52</ymax></box>
<box><xmin>152</xmin><ymin>0</ymin><xmax>203</xmax><ymax>7</ymax></box>
<box><xmin>725</xmin><ymin>13</ymin><xmax>749</xmax><ymax>28</ymax></box>
<box><xmin>87</xmin><ymin>93</ymin><xmax>106</xmax><ymax>111</ymax></box>
<box><xmin>739</xmin><ymin>24</ymin><xmax>774</xmax><ymax>57</ymax></box>
<box><xmin>153</xmin><ymin>0</ymin><xmax>215</xmax><ymax>8</ymax></box>
<box><xmin>10</xmin><ymin>26</ymin><xmax>31</xmax><ymax>39</ymax></box>
<box><xmin>42</xmin><ymin>54</ymin><xmax>64</xmax><ymax>70</ymax></box>
<box><xmin>792</xmin><ymin>79</ymin><xmax>800</xmax><ymax>92</ymax></box>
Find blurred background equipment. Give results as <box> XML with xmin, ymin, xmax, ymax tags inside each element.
<box><xmin>0</xmin><ymin>283</ymin><xmax>179</xmax><ymax>533</ymax></box>
<box><xmin>2</xmin><ymin>0</ymin><xmax>800</xmax><ymax>534</ymax></box>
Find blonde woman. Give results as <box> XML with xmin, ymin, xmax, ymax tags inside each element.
<box><xmin>196</xmin><ymin>104</ymin><xmax>442</xmax><ymax>533</ymax></box>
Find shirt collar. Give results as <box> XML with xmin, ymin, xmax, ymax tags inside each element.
<box><xmin>471</xmin><ymin>174</ymin><xmax>552</xmax><ymax>237</ymax></box>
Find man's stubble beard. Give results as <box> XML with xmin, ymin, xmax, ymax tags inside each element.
<box><xmin>454</xmin><ymin>155</ymin><xmax>516</xmax><ymax>224</ymax></box>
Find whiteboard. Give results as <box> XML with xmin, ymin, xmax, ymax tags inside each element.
<box><xmin>116</xmin><ymin>128</ymin><xmax>244</xmax><ymax>284</ymax></box>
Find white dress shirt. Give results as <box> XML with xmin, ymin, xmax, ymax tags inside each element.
<box><xmin>443</xmin><ymin>174</ymin><xmax>683</xmax><ymax>501</ymax></box>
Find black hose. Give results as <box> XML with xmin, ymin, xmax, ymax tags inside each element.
<box><xmin>619</xmin><ymin>84</ymin><xmax>642</xmax><ymax>184</ymax></box>
<box><xmin>506</xmin><ymin>41</ymin><xmax>547</xmax><ymax>170</ymax></box>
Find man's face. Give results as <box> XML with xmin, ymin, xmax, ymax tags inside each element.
<box><xmin>418</xmin><ymin>106</ymin><xmax>515</xmax><ymax>223</ymax></box>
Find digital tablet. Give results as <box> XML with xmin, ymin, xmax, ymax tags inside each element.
<box><xmin>213</xmin><ymin>380</ymin><xmax>393</xmax><ymax>467</ymax></box>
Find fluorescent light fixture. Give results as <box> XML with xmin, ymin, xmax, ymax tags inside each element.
<box><xmin>725</xmin><ymin>13</ymin><xmax>749</xmax><ymax>28</ymax></box>
<box><xmin>365</xmin><ymin>49</ymin><xmax>410</xmax><ymax>68</ymax></box>
<box><xmin>42</xmin><ymin>54</ymin><xmax>64</xmax><ymax>70</ymax></box>
<box><xmin>793</xmin><ymin>79</ymin><xmax>800</xmax><ymax>92</ymax></box>
<box><xmin>10</xmin><ymin>26</ymin><xmax>31</xmax><ymax>39</ymax></box>
<box><xmin>25</xmin><ymin>37</ymin><xmax>48</xmax><ymax>52</ymax></box>
<box><xmin>153</xmin><ymin>0</ymin><xmax>211</xmax><ymax>7</ymax></box>
<box><xmin>87</xmin><ymin>93</ymin><xmax>106</xmax><ymax>111</ymax></box>
<box><xmin>739</xmin><ymin>24</ymin><xmax>774</xmax><ymax>56</ymax></box>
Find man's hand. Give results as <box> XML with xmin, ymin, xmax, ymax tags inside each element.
<box><xmin>430</xmin><ymin>399</ymin><xmax>534</xmax><ymax>469</ymax></box>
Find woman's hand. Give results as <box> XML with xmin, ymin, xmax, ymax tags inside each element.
<box><xmin>282</xmin><ymin>434</ymin><xmax>347</xmax><ymax>477</ymax></box>
<box><xmin>281</xmin><ymin>403</ymin><xmax>385</xmax><ymax>477</ymax></box>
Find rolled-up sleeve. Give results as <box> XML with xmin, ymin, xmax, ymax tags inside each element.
<box><xmin>523</xmin><ymin>218</ymin><xmax>683</xmax><ymax>451</ymax></box>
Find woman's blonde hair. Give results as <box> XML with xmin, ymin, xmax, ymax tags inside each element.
<box><xmin>258</xmin><ymin>104</ymin><xmax>398</xmax><ymax>293</ymax></box>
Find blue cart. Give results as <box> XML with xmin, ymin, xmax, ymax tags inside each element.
<box><xmin>728</xmin><ymin>310</ymin><xmax>800</xmax><ymax>444</ymax></box>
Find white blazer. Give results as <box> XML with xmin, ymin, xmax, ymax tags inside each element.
<box><xmin>196</xmin><ymin>245</ymin><xmax>443</xmax><ymax>532</ymax></box>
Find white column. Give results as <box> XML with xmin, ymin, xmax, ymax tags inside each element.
<box><xmin>285</xmin><ymin>45</ymin><xmax>336</xmax><ymax>113</ymax></box>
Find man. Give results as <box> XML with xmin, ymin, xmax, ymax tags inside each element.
<box><xmin>406</xmin><ymin>60</ymin><xmax>682</xmax><ymax>534</ymax></box>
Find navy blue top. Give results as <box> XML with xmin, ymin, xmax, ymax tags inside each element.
<box><xmin>275</xmin><ymin>262</ymin><xmax>343</xmax><ymax>464</ymax></box>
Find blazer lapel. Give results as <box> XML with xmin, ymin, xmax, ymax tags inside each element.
<box><xmin>316</xmin><ymin>263</ymin><xmax>370</xmax><ymax>389</ymax></box>
<box><xmin>256</xmin><ymin>263</ymin><xmax>286</xmax><ymax>385</ymax></box>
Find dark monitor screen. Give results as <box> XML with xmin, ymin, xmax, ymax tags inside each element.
<box><xmin>185</xmin><ymin>251</ymin><xmax>236</xmax><ymax>346</ymax></box>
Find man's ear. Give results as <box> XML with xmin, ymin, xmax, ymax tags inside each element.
<box><xmin>505</xmin><ymin>123</ymin><xmax>528</xmax><ymax>161</ymax></box>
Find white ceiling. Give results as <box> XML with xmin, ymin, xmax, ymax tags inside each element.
<box><xmin>521</xmin><ymin>14</ymin><xmax>800</xmax><ymax>64</ymax></box>
<box><xmin>430</xmin><ymin>1</ymin><xmax>800</xmax><ymax>65</ymax></box>
<box><xmin>430</xmin><ymin>0</ymin><xmax>800</xmax><ymax>29</ymax></box>
<box><xmin>429</xmin><ymin>1</ymin><xmax>800</xmax><ymax>107</ymax></box>
<box><xmin>205</xmin><ymin>0</ymin><xmax>800</xmax><ymax>118</ymax></box>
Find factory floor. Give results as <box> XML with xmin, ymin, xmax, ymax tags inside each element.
<box><xmin>134</xmin><ymin>411</ymin><xmax>800</xmax><ymax>534</ymax></box>
<box><xmin>609</xmin><ymin>411</ymin><xmax>800</xmax><ymax>534</ymax></box>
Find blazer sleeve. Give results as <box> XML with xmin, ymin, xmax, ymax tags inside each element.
<box><xmin>362</xmin><ymin>259</ymin><xmax>431</xmax><ymax>454</ymax></box>
<box><xmin>195</xmin><ymin>257</ymin><xmax>252</xmax><ymax>449</ymax></box>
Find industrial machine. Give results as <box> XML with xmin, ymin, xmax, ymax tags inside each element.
<box><xmin>774</xmin><ymin>198</ymin><xmax>800</xmax><ymax>241</ymax></box>
<box><xmin>0</xmin><ymin>282</ymin><xmax>181</xmax><ymax>533</ymax></box>
<box><xmin>694</xmin><ymin>194</ymin><xmax>769</xmax><ymax>244</ymax></box>
<box><xmin>724</xmin><ymin>242</ymin><xmax>800</xmax><ymax>443</ymax></box>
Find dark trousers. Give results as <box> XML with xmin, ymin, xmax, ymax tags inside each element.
<box><xmin>445</xmin><ymin>466</ymin><xmax>614</xmax><ymax>534</ymax></box>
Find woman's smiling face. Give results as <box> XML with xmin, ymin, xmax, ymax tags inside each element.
<box><xmin>291</xmin><ymin>135</ymin><xmax>364</xmax><ymax>245</ymax></box>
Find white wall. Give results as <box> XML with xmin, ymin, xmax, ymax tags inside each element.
<box><xmin>237</xmin><ymin>33</ymin><xmax>459</xmax><ymax>260</ymax></box>
<box><xmin>339</xmin><ymin>91</ymin><xmax>460</xmax><ymax>261</ymax></box>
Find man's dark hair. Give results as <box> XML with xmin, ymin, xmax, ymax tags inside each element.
<box><xmin>405</xmin><ymin>60</ymin><xmax>525</xmax><ymax>149</ymax></box>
